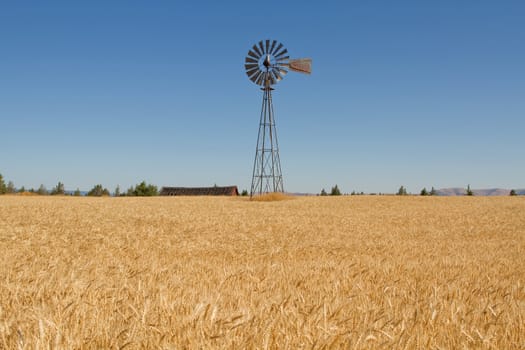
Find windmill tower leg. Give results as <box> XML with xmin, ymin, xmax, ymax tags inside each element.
<box><xmin>250</xmin><ymin>86</ymin><xmax>284</xmax><ymax>196</ymax></box>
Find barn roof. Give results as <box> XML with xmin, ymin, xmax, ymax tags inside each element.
<box><xmin>159</xmin><ymin>186</ymin><xmax>239</xmax><ymax>196</ymax></box>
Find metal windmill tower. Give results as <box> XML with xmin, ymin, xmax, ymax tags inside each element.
<box><xmin>244</xmin><ymin>39</ymin><xmax>312</xmax><ymax>196</ymax></box>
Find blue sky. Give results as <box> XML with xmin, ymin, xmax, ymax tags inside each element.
<box><xmin>1</xmin><ymin>1</ymin><xmax>524</xmax><ymax>194</ymax></box>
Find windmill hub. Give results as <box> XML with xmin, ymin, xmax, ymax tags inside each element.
<box><xmin>263</xmin><ymin>54</ymin><xmax>271</xmax><ymax>68</ymax></box>
<box><xmin>244</xmin><ymin>39</ymin><xmax>312</xmax><ymax>196</ymax></box>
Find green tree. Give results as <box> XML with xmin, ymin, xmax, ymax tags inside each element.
<box><xmin>133</xmin><ymin>181</ymin><xmax>158</xmax><ymax>196</ymax></box>
<box><xmin>397</xmin><ymin>186</ymin><xmax>407</xmax><ymax>196</ymax></box>
<box><xmin>420</xmin><ymin>187</ymin><xmax>428</xmax><ymax>196</ymax></box>
<box><xmin>51</xmin><ymin>181</ymin><xmax>65</xmax><ymax>195</ymax></box>
<box><xmin>0</xmin><ymin>173</ymin><xmax>6</xmax><ymax>194</ymax></box>
<box><xmin>87</xmin><ymin>184</ymin><xmax>110</xmax><ymax>197</ymax></box>
<box><xmin>241</xmin><ymin>189</ymin><xmax>248</xmax><ymax>196</ymax></box>
<box><xmin>466</xmin><ymin>184</ymin><xmax>473</xmax><ymax>196</ymax></box>
<box><xmin>330</xmin><ymin>184</ymin><xmax>342</xmax><ymax>196</ymax></box>
<box><xmin>320</xmin><ymin>188</ymin><xmax>327</xmax><ymax>196</ymax></box>
<box><xmin>115</xmin><ymin>185</ymin><xmax>121</xmax><ymax>197</ymax></box>
<box><xmin>510</xmin><ymin>189</ymin><xmax>517</xmax><ymax>196</ymax></box>
<box><xmin>18</xmin><ymin>186</ymin><xmax>26</xmax><ymax>193</ymax></box>
<box><xmin>6</xmin><ymin>181</ymin><xmax>16</xmax><ymax>194</ymax></box>
<box><xmin>37</xmin><ymin>184</ymin><xmax>48</xmax><ymax>195</ymax></box>
<box><xmin>74</xmin><ymin>188</ymin><xmax>82</xmax><ymax>196</ymax></box>
<box><xmin>126</xmin><ymin>186</ymin><xmax>134</xmax><ymax>196</ymax></box>
<box><xmin>429</xmin><ymin>187</ymin><xmax>437</xmax><ymax>196</ymax></box>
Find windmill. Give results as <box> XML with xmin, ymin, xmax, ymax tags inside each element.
<box><xmin>244</xmin><ymin>39</ymin><xmax>311</xmax><ymax>196</ymax></box>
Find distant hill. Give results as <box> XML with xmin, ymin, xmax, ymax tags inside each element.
<box><xmin>436</xmin><ymin>188</ymin><xmax>525</xmax><ymax>196</ymax></box>
<box><xmin>435</xmin><ymin>188</ymin><xmax>465</xmax><ymax>196</ymax></box>
<box><xmin>288</xmin><ymin>192</ymin><xmax>314</xmax><ymax>196</ymax></box>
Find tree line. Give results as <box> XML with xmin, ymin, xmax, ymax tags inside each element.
<box><xmin>1</xmin><ymin>172</ymin><xmax>521</xmax><ymax>197</ymax></box>
<box><xmin>0</xmin><ymin>173</ymin><xmax>158</xmax><ymax>197</ymax></box>
<box><xmin>398</xmin><ymin>184</ymin><xmax>520</xmax><ymax>196</ymax></box>
<box><xmin>316</xmin><ymin>183</ymin><xmax>520</xmax><ymax>196</ymax></box>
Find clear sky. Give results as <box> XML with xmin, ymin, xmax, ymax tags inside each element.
<box><xmin>1</xmin><ymin>1</ymin><xmax>524</xmax><ymax>194</ymax></box>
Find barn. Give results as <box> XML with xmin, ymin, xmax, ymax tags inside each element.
<box><xmin>159</xmin><ymin>186</ymin><xmax>239</xmax><ymax>196</ymax></box>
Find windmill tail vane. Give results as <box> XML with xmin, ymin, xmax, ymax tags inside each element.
<box><xmin>244</xmin><ymin>39</ymin><xmax>311</xmax><ymax>197</ymax></box>
<box><xmin>287</xmin><ymin>58</ymin><xmax>312</xmax><ymax>74</ymax></box>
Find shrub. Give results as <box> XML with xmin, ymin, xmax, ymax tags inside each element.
<box><xmin>37</xmin><ymin>184</ymin><xmax>48</xmax><ymax>195</ymax></box>
<box><xmin>0</xmin><ymin>173</ymin><xmax>6</xmax><ymax>194</ymax></box>
<box><xmin>6</xmin><ymin>181</ymin><xmax>16</xmax><ymax>194</ymax></box>
<box><xmin>131</xmin><ymin>181</ymin><xmax>158</xmax><ymax>196</ymax></box>
<box><xmin>331</xmin><ymin>185</ymin><xmax>342</xmax><ymax>196</ymax></box>
<box><xmin>250</xmin><ymin>192</ymin><xmax>293</xmax><ymax>202</ymax></box>
<box><xmin>51</xmin><ymin>182</ymin><xmax>66</xmax><ymax>195</ymax></box>
<box><xmin>397</xmin><ymin>186</ymin><xmax>407</xmax><ymax>196</ymax></box>
<box><xmin>87</xmin><ymin>184</ymin><xmax>110</xmax><ymax>197</ymax></box>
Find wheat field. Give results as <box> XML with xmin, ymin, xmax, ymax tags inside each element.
<box><xmin>0</xmin><ymin>195</ymin><xmax>524</xmax><ymax>349</ymax></box>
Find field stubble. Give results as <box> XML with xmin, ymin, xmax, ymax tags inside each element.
<box><xmin>0</xmin><ymin>196</ymin><xmax>524</xmax><ymax>349</ymax></box>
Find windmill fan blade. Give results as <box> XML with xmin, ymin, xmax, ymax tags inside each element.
<box><xmin>252</xmin><ymin>44</ymin><xmax>262</xmax><ymax>57</ymax></box>
<box><xmin>248</xmin><ymin>72</ymin><xmax>259</xmax><ymax>82</ymax></box>
<box><xmin>269</xmin><ymin>72</ymin><xmax>276</xmax><ymax>85</ymax></box>
<box><xmin>245</xmin><ymin>64</ymin><xmax>258</xmax><ymax>71</ymax></box>
<box><xmin>265</xmin><ymin>40</ymin><xmax>270</xmax><ymax>54</ymax></box>
<box><xmin>264</xmin><ymin>72</ymin><xmax>270</xmax><ymax>85</ymax></box>
<box><xmin>250</xmin><ymin>70</ymin><xmax>262</xmax><ymax>83</ymax></box>
<box><xmin>273</xmin><ymin>43</ymin><xmax>283</xmax><ymax>55</ymax></box>
<box><xmin>288</xmin><ymin>58</ymin><xmax>312</xmax><ymax>74</ymax></box>
<box><xmin>258</xmin><ymin>41</ymin><xmax>265</xmax><ymax>55</ymax></box>
<box><xmin>274</xmin><ymin>61</ymin><xmax>289</xmax><ymax>69</ymax></box>
<box><xmin>245</xmin><ymin>57</ymin><xmax>258</xmax><ymax>64</ymax></box>
<box><xmin>248</xmin><ymin>50</ymin><xmax>259</xmax><ymax>60</ymax></box>
<box><xmin>270</xmin><ymin>69</ymin><xmax>281</xmax><ymax>82</ymax></box>
<box><xmin>276</xmin><ymin>56</ymin><xmax>290</xmax><ymax>62</ymax></box>
<box><xmin>246</xmin><ymin>66</ymin><xmax>260</xmax><ymax>77</ymax></box>
<box><xmin>256</xmin><ymin>72</ymin><xmax>265</xmax><ymax>85</ymax></box>
<box><xmin>267</xmin><ymin>71</ymin><xmax>275</xmax><ymax>85</ymax></box>
<box><xmin>268</xmin><ymin>71</ymin><xmax>273</xmax><ymax>82</ymax></box>
<box><xmin>270</xmin><ymin>40</ymin><xmax>277</xmax><ymax>55</ymax></box>
<box><xmin>275</xmin><ymin>48</ymin><xmax>288</xmax><ymax>58</ymax></box>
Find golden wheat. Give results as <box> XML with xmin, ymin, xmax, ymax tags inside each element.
<box><xmin>0</xmin><ymin>195</ymin><xmax>524</xmax><ymax>349</ymax></box>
